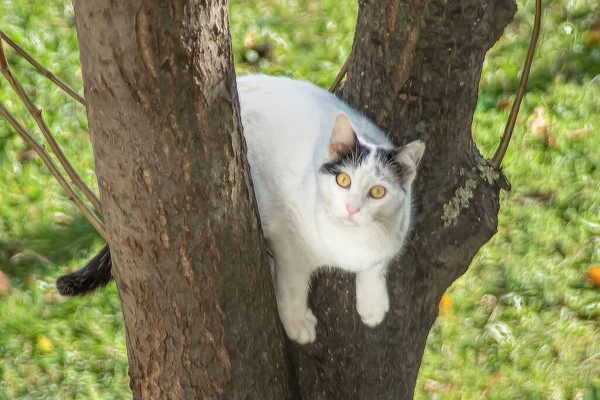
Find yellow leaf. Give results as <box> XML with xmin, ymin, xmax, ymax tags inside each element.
<box><xmin>527</xmin><ymin>107</ymin><xmax>550</xmax><ymax>139</ymax></box>
<box><xmin>38</xmin><ymin>334</ymin><xmax>55</xmax><ymax>353</ymax></box>
<box><xmin>588</xmin><ymin>266</ymin><xmax>600</xmax><ymax>288</ymax></box>
<box><xmin>244</xmin><ymin>27</ymin><xmax>257</xmax><ymax>49</ymax></box>
<box><xmin>439</xmin><ymin>293</ymin><xmax>453</xmax><ymax>316</ymax></box>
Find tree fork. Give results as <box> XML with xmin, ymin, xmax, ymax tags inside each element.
<box><xmin>289</xmin><ymin>0</ymin><xmax>517</xmax><ymax>398</ymax></box>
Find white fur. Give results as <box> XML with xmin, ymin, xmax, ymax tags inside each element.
<box><xmin>237</xmin><ymin>75</ymin><xmax>423</xmax><ymax>344</ymax></box>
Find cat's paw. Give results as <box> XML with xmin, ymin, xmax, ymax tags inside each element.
<box><xmin>356</xmin><ymin>288</ymin><xmax>389</xmax><ymax>327</ymax></box>
<box><xmin>281</xmin><ymin>309</ymin><xmax>317</xmax><ymax>344</ymax></box>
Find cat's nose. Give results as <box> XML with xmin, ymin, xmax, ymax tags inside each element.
<box><xmin>346</xmin><ymin>204</ymin><xmax>360</xmax><ymax>216</ymax></box>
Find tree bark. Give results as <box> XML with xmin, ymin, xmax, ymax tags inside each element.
<box><xmin>290</xmin><ymin>0</ymin><xmax>516</xmax><ymax>398</ymax></box>
<box><xmin>75</xmin><ymin>0</ymin><xmax>516</xmax><ymax>397</ymax></box>
<box><xmin>74</xmin><ymin>0</ymin><xmax>290</xmax><ymax>398</ymax></box>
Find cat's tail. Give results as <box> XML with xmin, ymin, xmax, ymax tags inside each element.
<box><xmin>56</xmin><ymin>245</ymin><xmax>114</xmax><ymax>296</ymax></box>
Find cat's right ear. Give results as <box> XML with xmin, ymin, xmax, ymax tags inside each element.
<box><xmin>328</xmin><ymin>113</ymin><xmax>357</xmax><ymax>159</ymax></box>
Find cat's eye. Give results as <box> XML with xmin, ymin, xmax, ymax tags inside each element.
<box><xmin>370</xmin><ymin>185</ymin><xmax>386</xmax><ymax>199</ymax></box>
<box><xmin>336</xmin><ymin>173</ymin><xmax>351</xmax><ymax>188</ymax></box>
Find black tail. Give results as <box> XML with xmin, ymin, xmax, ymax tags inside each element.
<box><xmin>57</xmin><ymin>245</ymin><xmax>114</xmax><ymax>296</ymax></box>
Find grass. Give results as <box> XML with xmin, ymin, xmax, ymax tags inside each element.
<box><xmin>0</xmin><ymin>0</ymin><xmax>599</xmax><ymax>398</ymax></box>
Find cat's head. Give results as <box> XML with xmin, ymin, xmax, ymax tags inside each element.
<box><xmin>317</xmin><ymin>113</ymin><xmax>425</xmax><ymax>227</ymax></box>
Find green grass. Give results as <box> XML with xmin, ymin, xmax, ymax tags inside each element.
<box><xmin>0</xmin><ymin>0</ymin><xmax>599</xmax><ymax>398</ymax></box>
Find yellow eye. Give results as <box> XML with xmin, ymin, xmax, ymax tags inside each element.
<box><xmin>370</xmin><ymin>185</ymin><xmax>386</xmax><ymax>199</ymax></box>
<box><xmin>336</xmin><ymin>173</ymin><xmax>351</xmax><ymax>188</ymax></box>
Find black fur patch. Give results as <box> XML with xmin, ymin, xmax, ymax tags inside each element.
<box><xmin>320</xmin><ymin>142</ymin><xmax>371</xmax><ymax>175</ymax></box>
<box><xmin>57</xmin><ymin>245</ymin><xmax>114</xmax><ymax>296</ymax></box>
<box><xmin>374</xmin><ymin>148</ymin><xmax>405</xmax><ymax>179</ymax></box>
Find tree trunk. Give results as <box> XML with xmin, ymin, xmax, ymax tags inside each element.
<box><xmin>75</xmin><ymin>0</ymin><xmax>516</xmax><ymax>397</ymax></box>
<box><xmin>74</xmin><ymin>0</ymin><xmax>290</xmax><ymax>398</ymax></box>
<box><xmin>290</xmin><ymin>0</ymin><xmax>516</xmax><ymax>398</ymax></box>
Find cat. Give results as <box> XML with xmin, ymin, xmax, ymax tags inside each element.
<box><xmin>57</xmin><ymin>74</ymin><xmax>425</xmax><ymax>344</ymax></box>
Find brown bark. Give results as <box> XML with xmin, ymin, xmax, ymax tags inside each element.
<box><xmin>290</xmin><ymin>0</ymin><xmax>517</xmax><ymax>398</ymax></box>
<box><xmin>75</xmin><ymin>0</ymin><xmax>516</xmax><ymax>397</ymax></box>
<box><xmin>74</xmin><ymin>0</ymin><xmax>290</xmax><ymax>398</ymax></box>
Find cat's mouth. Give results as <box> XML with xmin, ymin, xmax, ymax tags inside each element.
<box><xmin>339</xmin><ymin>214</ymin><xmax>363</xmax><ymax>226</ymax></box>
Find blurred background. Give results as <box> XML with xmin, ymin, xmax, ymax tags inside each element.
<box><xmin>0</xmin><ymin>0</ymin><xmax>599</xmax><ymax>398</ymax></box>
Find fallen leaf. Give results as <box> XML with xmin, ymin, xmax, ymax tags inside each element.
<box><xmin>244</xmin><ymin>27</ymin><xmax>257</xmax><ymax>49</ymax></box>
<box><xmin>44</xmin><ymin>291</ymin><xmax>65</xmax><ymax>303</ymax></box>
<box><xmin>497</xmin><ymin>98</ymin><xmax>511</xmax><ymax>111</ymax></box>
<box><xmin>37</xmin><ymin>334</ymin><xmax>55</xmax><ymax>353</ymax></box>
<box><xmin>587</xmin><ymin>266</ymin><xmax>600</xmax><ymax>288</ymax></box>
<box><xmin>587</xmin><ymin>18</ymin><xmax>600</xmax><ymax>45</ymax></box>
<box><xmin>588</xmin><ymin>30</ymin><xmax>600</xmax><ymax>44</ymax></box>
<box><xmin>439</xmin><ymin>293</ymin><xmax>453</xmax><ymax>316</ymax></box>
<box><xmin>0</xmin><ymin>270</ymin><xmax>11</xmax><ymax>294</ymax></box>
<box><xmin>527</xmin><ymin>107</ymin><xmax>550</xmax><ymax>139</ymax></box>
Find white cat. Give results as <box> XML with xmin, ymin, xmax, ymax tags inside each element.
<box><xmin>238</xmin><ymin>75</ymin><xmax>425</xmax><ymax>344</ymax></box>
<box><xmin>57</xmin><ymin>74</ymin><xmax>424</xmax><ymax>345</ymax></box>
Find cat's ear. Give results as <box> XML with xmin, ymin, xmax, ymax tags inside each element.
<box><xmin>328</xmin><ymin>113</ymin><xmax>357</xmax><ymax>158</ymax></box>
<box><xmin>396</xmin><ymin>140</ymin><xmax>425</xmax><ymax>185</ymax></box>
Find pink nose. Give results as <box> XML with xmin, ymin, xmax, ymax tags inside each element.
<box><xmin>346</xmin><ymin>204</ymin><xmax>360</xmax><ymax>216</ymax></box>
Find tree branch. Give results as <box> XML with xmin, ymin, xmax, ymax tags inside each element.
<box><xmin>490</xmin><ymin>0</ymin><xmax>542</xmax><ymax>169</ymax></box>
<box><xmin>0</xmin><ymin>30</ymin><xmax>86</xmax><ymax>106</ymax></box>
<box><xmin>0</xmin><ymin>38</ymin><xmax>102</xmax><ymax>214</ymax></box>
<box><xmin>0</xmin><ymin>102</ymin><xmax>107</xmax><ymax>240</ymax></box>
<box><xmin>328</xmin><ymin>55</ymin><xmax>349</xmax><ymax>93</ymax></box>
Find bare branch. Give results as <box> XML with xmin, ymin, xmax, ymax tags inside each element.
<box><xmin>0</xmin><ymin>38</ymin><xmax>102</xmax><ymax>214</ymax></box>
<box><xmin>0</xmin><ymin>30</ymin><xmax>86</xmax><ymax>106</ymax></box>
<box><xmin>490</xmin><ymin>0</ymin><xmax>542</xmax><ymax>170</ymax></box>
<box><xmin>0</xmin><ymin>102</ymin><xmax>107</xmax><ymax>240</ymax></box>
<box><xmin>328</xmin><ymin>55</ymin><xmax>349</xmax><ymax>93</ymax></box>
<box><xmin>0</xmin><ymin>38</ymin><xmax>6</xmax><ymax>70</ymax></box>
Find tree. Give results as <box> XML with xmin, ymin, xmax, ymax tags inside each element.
<box><xmin>73</xmin><ymin>0</ymin><xmax>517</xmax><ymax>398</ymax></box>
<box><xmin>74</xmin><ymin>0</ymin><xmax>289</xmax><ymax>397</ymax></box>
<box><xmin>296</xmin><ymin>0</ymin><xmax>516</xmax><ymax>397</ymax></box>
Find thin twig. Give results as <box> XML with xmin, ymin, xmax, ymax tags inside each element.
<box><xmin>0</xmin><ymin>38</ymin><xmax>6</xmax><ymax>70</ymax></box>
<box><xmin>328</xmin><ymin>55</ymin><xmax>350</xmax><ymax>93</ymax></box>
<box><xmin>490</xmin><ymin>0</ymin><xmax>542</xmax><ymax>169</ymax></box>
<box><xmin>0</xmin><ymin>30</ymin><xmax>86</xmax><ymax>106</ymax></box>
<box><xmin>0</xmin><ymin>39</ymin><xmax>102</xmax><ymax>214</ymax></box>
<box><xmin>0</xmin><ymin>102</ymin><xmax>107</xmax><ymax>240</ymax></box>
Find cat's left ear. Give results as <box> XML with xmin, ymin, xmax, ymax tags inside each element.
<box><xmin>327</xmin><ymin>113</ymin><xmax>357</xmax><ymax>159</ymax></box>
<box><xmin>396</xmin><ymin>140</ymin><xmax>425</xmax><ymax>185</ymax></box>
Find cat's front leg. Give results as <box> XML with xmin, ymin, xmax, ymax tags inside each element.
<box><xmin>273</xmin><ymin>252</ymin><xmax>317</xmax><ymax>344</ymax></box>
<box><xmin>356</xmin><ymin>263</ymin><xmax>390</xmax><ymax>327</ymax></box>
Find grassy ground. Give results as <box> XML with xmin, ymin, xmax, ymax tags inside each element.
<box><xmin>0</xmin><ymin>0</ymin><xmax>599</xmax><ymax>398</ymax></box>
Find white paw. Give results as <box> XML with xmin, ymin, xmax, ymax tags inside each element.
<box><xmin>356</xmin><ymin>289</ymin><xmax>389</xmax><ymax>327</ymax></box>
<box><xmin>281</xmin><ymin>308</ymin><xmax>317</xmax><ymax>344</ymax></box>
